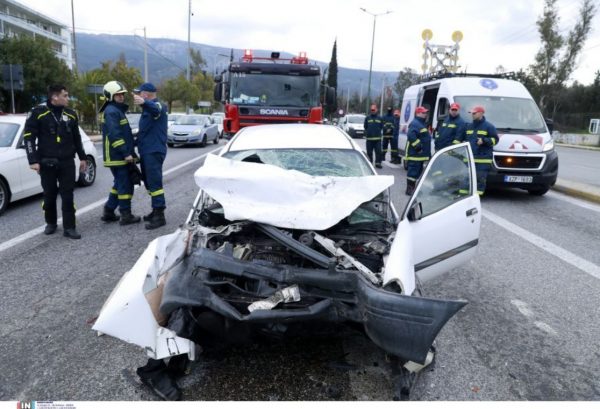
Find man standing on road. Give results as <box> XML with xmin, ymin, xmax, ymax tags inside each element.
<box><xmin>24</xmin><ymin>84</ymin><xmax>87</xmax><ymax>239</ymax></box>
<box><xmin>364</xmin><ymin>104</ymin><xmax>383</xmax><ymax>169</ymax></box>
<box><xmin>99</xmin><ymin>80</ymin><xmax>141</xmax><ymax>225</ymax></box>
<box><xmin>435</xmin><ymin>102</ymin><xmax>466</xmax><ymax>151</ymax></box>
<box><xmin>133</xmin><ymin>82</ymin><xmax>168</xmax><ymax>230</ymax></box>
<box><xmin>405</xmin><ymin>106</ymin><xmax>432</xmax><ymax>195</ymax></box>
<box><xmin>462</xmin><ymin>105</ymin><xmax>499</xmax><ymax>195</ymax></box>
<box><xmin>381</xmin><ymin>106</ymin><xmax>395</xmax><ymax>163</ymax></box>
<box><xmin>390</xmin><ymin>109</ymin><xmax>401</xmax><ymax>164</ymax></box>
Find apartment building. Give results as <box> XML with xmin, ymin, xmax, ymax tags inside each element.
<box><xmin>0</xmin><ymin>0</ymin><xmax>74</xmax><ymax>69</ymax></box>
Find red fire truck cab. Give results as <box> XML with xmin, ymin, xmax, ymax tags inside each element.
<box><xmin>214</xmin><ymin>50</ymin><xmax>335</xmax><ymax>138</ymax></box>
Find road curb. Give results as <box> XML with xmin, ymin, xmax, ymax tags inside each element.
<box><xmin>555</xmin><ymin>143</ymin><xmax>600</xmax><ymax>151</ymax></box>
<box><xmin>552</xmin><ymin>180</ymin><xmax>600</xmax><ymax>205</ymax></box>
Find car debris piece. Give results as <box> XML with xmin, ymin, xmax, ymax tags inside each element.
<box><xmin>248</xmin><ymin>284</ymin><xmax>301</xmax><ymax>312</ymax></box>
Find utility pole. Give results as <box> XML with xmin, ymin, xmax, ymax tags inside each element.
<box><xmin>71</xmin><ymin>0</ymin><xmax>77</xmax><ymax>71</ymax></box>
<box><xmin>359</xmin><ymin>79</ymin><xmax>363</xmax><ymax>107</ymax></box>
<box><xmin>186</xmin><ymin>0</ymin><xmax>191</xmax><ymax>82</ymax></box>
<box><xmin>346</xmin><ymin>87</ymin><xmax>350</xmax><ymax>114</ymax></box>
<box><xmin>143</xmin><ymin>27</ymin><xmax>148</xmax><ymax>81</ymax></box>
<box><xmin>360</xmin><ymin>8</ymin><xmax>392</xmax><ymax>115</ymax></box>
<box><xmin>379</xmin><ymin>75</ymin><xmax>385</xmax><ymax>113</ymax></box>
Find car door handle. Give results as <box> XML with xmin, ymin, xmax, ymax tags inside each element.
<box><xmin>466</xmin><ymin>208</ymin><xmax>478</xmax><ymax>217</ymax></box>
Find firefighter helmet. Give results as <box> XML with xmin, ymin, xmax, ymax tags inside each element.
<box><xmin>100</xmin><ymin>81</ymin><xmax>127</xmax><ymax>112</ymax></box>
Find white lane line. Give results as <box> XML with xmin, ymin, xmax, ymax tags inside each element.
<box><xmin>510</xmin><ymin>299</ymin><xmax>535</xmax><ymax>318</ymax></box>
<box><xmin>0</xmin><ymin>148</ymin><xmax>221</xmax><ymax>254</ymax></box>
<box><xmin>546</xmin><ymin>190</ymin><xmax>600</xmax><ymax>213</ymax></box>
<box><xmin>483</xmin><ymin>210</ymin><xmax>600</xmax><ymax>281</ymax></box>
<box><xmin>382</xmin><ymin>161</ymin><xmax>402</xmax><ymax>169</ymax></box>
<box><xmin>534</xmin><ymin>321</ymin><xmax>558</xmax><ymax>336</ymax></box>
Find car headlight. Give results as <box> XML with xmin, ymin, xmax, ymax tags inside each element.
<box><xmin>191</xmin><ymin>129</ymin><xmax>202</xmax><ymax>136</ymax></box>
<box><xmin>543</xmin><ymin>139</ymin><xmax>554</xmax><ymax>151</ymax></box>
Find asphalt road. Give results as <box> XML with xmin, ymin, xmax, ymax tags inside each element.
<box><xmin>555</xmin><ymin>145</ymin><xmax>600</xmax><ymax>188</ymax></box>
<box><xmin>1</xmin><ymin>139</ymin><xmax>599</xmax><ymax>401</ymax></box>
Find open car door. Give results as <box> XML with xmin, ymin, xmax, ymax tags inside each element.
<box><xmin>401</xmin><ymin>142</ymin><xmax>481</xmax><ymax>283</ymax></box>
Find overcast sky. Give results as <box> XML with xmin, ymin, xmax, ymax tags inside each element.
<box><xmin>16</xmin><ymin>0</ymin><xmax>600</xmax><ymax>84</ymax></box>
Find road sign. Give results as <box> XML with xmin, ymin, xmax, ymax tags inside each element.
<box><xmin>2</xmin><ymin>64</ymin><xmax>24</xmax><ymax>91</ymax></box>
<box><xmin>86</xmin><ymin>84</ymin><xmax>104</xmax><ymax>94</ymax></box>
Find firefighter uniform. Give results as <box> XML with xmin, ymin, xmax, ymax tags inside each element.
<box><xmin>381</xmin><ymin>108</ymin><xmax>395</xmax><ymax>162</ymax></box>
<box><xmin>391</xmin><ymin>110</ymin><xmax>401</xmax><ymax>164</ymax></box>
<box><xmin>364</xmin><ymin>110</ymin><xmax>383</xmax><ymax>168</ymax></box>
<box><xmin>137</xmin><ymin>96</ymin><xmax>168</xmax><ymax>210</ymax></box>
<box><xmin>24</xmin><ymin>102</ymin><xmax>86</xmax><ymax>233</ymax></box>
<box><xmin>435</xmin><ymin>110</ymin><xmax>466</xmax><ymax>151</ymax></box>
<box><xmin>101</xmin><ymin>97</ymin><xmax>138</xmax><ymax>220</ymax></box>
<box><xmin>461</xmin><ymin>106</ymin><xmax>498</xmax><ymax>195</ymax></box>
<box><xmin>405</xmin><ymin>109</ymin><xmax>432</xmax><ymax>195</ymax></box>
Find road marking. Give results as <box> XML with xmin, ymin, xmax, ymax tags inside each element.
<box><xmin>483</xmin><ymin>210</ymin><xmax>600</xmax><ymax>281</ymax></box>
<box><xmin>382</xmin><ymin>161</ymin><xmax>402</xmax><ymax>169</ymax></box>
<box><xmin>546</xmin><ymin>190</ymin><xmax>600</xmax><ymax>213</ymax></box>
<box><xmin>534</xmin><ymin>321</ymin><xmax>558</xmax><ymax>336</ymax></box>
<box><xmin>0</xmin><ymin>147</ymin><xmax>221</xmax><ymax>254</ymax></box>
<box><xmin>510</xmin><ymin>299</ymin><xmax>535</xmax><ymax>318</ymax></box>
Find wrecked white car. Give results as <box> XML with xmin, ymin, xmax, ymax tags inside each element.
<box><xmin>93</xmin><ymin>124</ymin><xmax>481</xmax><ymax>369</ymax></box>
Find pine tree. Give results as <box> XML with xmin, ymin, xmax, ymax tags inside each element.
<box><xmin>325</xmin><ymin>39</ymin><xmax>338</xmax><ymax>117</ymax></box>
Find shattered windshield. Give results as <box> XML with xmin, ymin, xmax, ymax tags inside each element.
<box><xmin>223</xmin><ymin>148</ymin><xmax>374</xmax><ymax>177</ymax></box>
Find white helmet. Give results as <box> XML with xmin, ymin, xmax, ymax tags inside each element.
<box><xmin>99</xmin><ymin>81</ymin><xmax>127</xmax><ymax>112</ymax></box>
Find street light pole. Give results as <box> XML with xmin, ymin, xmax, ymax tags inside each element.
<box><xmin>187</xmin><ymin>0</ymin><xmax>191</xmax><ymax>83</ymax></box>
<box><xmin>143</xmin><ymin>27</ymin><xmax>148</xmax><ymax>81</ymax></box>
<box><xmin>360</xmin><ymin>8</ymin><xmax>392</xmax><ymax>114</ymax></box>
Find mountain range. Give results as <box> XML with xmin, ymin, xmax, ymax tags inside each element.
<box><xmin>76</xmin><ymin>33</ymin><xmax>399</xmax><ymax>100</ymax></box>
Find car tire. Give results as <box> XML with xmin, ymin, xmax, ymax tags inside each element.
<box><xmin>77</xmin><ymin>156</ymin><xmax>96</xmax><ymax>187</ymax></box>
<box><xmin>0</xmin><ymin>178</ymin><xmax>9</xmax><ymax>216</ymax></box>
<box><xmin>213</xmin><ymin>133</ymin><xmax>219</xmax><ymax>144</ymax></box>
<box><xmin>199</xmin><ymin>134</ymin><xmax>207</xmax><ymax>147</ymax></box>
<box><xmin>527</xmin><ymin>186</ymin><xmax>549</xmax><ymax>196</ymax></box>
<box><xmin>167</xmin><ymin>142</ymin><xmax>174</xmax><ymax>148</ymax></box>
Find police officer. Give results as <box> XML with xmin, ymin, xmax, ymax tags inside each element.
<box><xmin>435</xmin><ymin>102</ymin><xmax>466</xmax><ymax>151</ymax></box>
<box><xmin>133</xmin><ymin>82</ymin><xmax>168</xmax><ymax>230</ymax></box>
<box><xmin>391</xmin><ymin>109</ymin><xmax>401</xmax><ymax>164</ymax></box>
<box><xmin>99</xmin><ymin>80</ymin><xmax>141</xmax><ymax>225</ymax></box>
<box><xmin>364</xmin><ymin>104</ymin><xmax>383</xmax><ymax>168</ymax></box>
<box><xmin>462</xmin><ymin>105</ymin><xmax>499</xmax><ymax>195</ymax></box>
<box><xmin>405</xmin><ymin>106</ymin><xmax>432</xmax><ymax>195</ymax></box>
<box><xmin>24</xmin><ymin>84</ymin><xmax>87</xmax><ymax>239</ymax></box>
<box><xmin>381</xmin><ymin>106</ymin><xmax>395</xmax><ymax>162</ymax></box>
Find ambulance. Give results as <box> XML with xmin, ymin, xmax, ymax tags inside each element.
<box><xmin>398</xmin><ymin>74</ymin><xmax>558</xmax><ymax>195</ymax></box>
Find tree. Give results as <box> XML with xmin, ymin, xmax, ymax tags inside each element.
<box><xmin>393</xmin><ymin>67</ymin><xmax>418</xmax><ymax>105</ymax></box>
<box><xmin>325</xmin><ymin>39</ymin><xmax>338</xmax><ymax>117</ymax></box>
<box><xmin>529</xmin><ymin>0</ymin><xmax>597</xmax><ymax>117</ymax></box>
<box><xmin>189</xmin><ymin>48</ymin><xmax>207</xmax><ymax>77</ymax></box>
<box><xmin>0</xmin><ymin>36</ymin><xmax>73</xmax><ymax>112</ymax></box>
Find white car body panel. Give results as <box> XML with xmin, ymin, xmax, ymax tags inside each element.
<box><xmin>194</xmin><ymin>154</ymin><xmax>393</xmax><ymax>231</ymax></box>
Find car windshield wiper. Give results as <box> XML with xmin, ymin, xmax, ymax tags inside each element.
<box><xmin>497</xmin><ymin>127</ymin><xmax>542</xmax><ymax>133</ymax></box>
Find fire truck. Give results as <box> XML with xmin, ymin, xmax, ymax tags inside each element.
<box><xmin>214</xmin><ymin>50</ymin><xmax>335</xmax><ymax>137</ymax></box>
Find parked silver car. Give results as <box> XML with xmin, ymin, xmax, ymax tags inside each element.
<box><xmin>167</xmin><ymin>114</ymin><xmax>220</xmax><ymax>147</ymax></box>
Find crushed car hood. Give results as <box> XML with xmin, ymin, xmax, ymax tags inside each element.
<box><xmin>194</xmin><ymin>154</ymin><xmax>394</xmax><ymax>230</ymax></box>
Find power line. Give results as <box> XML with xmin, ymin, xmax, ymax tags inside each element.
<box><xmin>132</xmin><ymin>34</ymin><xmax>186</xmax><ymax>73</ymax></box>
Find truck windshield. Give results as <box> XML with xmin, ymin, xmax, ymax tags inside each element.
<box><xmin>454</xmin><ymin>96</ymin><xmax>547</xmax><ymax>133</ymax></box>
<box><xmin>230</xmin><ymin>74</ymin><xmax>320</xmax><ymax>108</ymax></box>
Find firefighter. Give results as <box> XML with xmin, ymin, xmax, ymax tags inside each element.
<box><xmin>391</xmin><ymin>109</ymin><xmax>401</xmax><ymax>164</ymax></box>
<box><xmin>363</xmin><ymin>104</ymin><xmax>383</xmax><ymax>168</ymax></box>
<box><xmin>462</xmin><ymin>105</ymin><xmax>499</xmax><ymax>195</ymax></box>
<box><xmin>99</xmin><ymin>80</ymin><xmax>141</xmax><ymax>225</ymax></box>
<box><xmin>381</xmin><ymin>106</ymin><xmax>395</xmax><ymax>162</ymax></box>
<box><xmin>405</xmin><ymin>106</ymin><xmax>432</xmax><ymax>195</ymax></box>
<box><xmin>435</xmin><ymin>102</ymin><xmax>466</xmax><ymax>151</ymax></box>
<box><xmin>133</xmin><ymin>82</ymin><xmax>168</xmax><ymax>230</ymax></box>
<box><xmin>24</xmin><ymin>84</ymin><xmax>87</xmax><ymax>239</ymax></box>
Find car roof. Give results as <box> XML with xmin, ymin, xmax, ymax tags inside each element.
<box><xmin>0</xmin><ymin>114</ymin><xmax>27</xmax><ymax>125</ymax></box>
<box><xmin>228</xmin><ymin>124</ymin><xmax>358</xmax><ymax>152</ymax></box>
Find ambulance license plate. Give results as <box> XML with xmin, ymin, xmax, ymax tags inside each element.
<box><xmin>504</xmin><ymin>175</ymin><xmax>533</xmax><ymax>183</ymax></box>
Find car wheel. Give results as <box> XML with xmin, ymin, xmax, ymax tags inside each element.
<box><xmin>213</xmin><ymin>133</ymin><xmax>219</xmax><ymax>144</ymax></box>
<box><xmin>200</xmin><ymin>134</ymin><xmax>207</xmax><ymax>147</ymax></box>
<box><xmin>167</xmin><ymin>142</ymin><xmax>174</xmax><ymax>148</ymax></box>
<box><xmin>77</xmin><ymin>156</ymin><xmax>96</xmax><ymax>187</ymax></box>
<box><xmin>528</xmin><ymin>186</ymin><xmax>549</xmax><ymax>196</ymax></box>
<box><xmin>0</xmin><ymin>178</ymin><xmax>9</xmax><ymax>216</ymax></box>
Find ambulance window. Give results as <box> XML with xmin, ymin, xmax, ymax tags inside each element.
<box><xmin>437</xmin><ymin>98</ymin><xmax>449</xmax><ymax>121</ymax></box>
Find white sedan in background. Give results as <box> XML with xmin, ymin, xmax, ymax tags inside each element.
<box><xmin>0</xmin><ymin>114</ymin><xmax>98</xmax><ymax>215</ymax></box>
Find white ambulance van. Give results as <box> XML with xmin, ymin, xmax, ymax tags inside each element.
<box><xmin>398</xmin><ymin>74</ymin><xmax>558</xmax><ymax>195</ymax></box>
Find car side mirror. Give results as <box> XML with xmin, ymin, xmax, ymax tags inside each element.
<box><xmin>545</xmin><ymin>118</ymin><xmax>554</xmax><ymax>133</ymax></box>
<box><xmin>214</xmin><ymin>74</ymin><xmax>222</xmax><ymax>83</ymax></box>
<box><xmin>407</xmin><ymin>201</ymin><xmax>423</xmax><ymax>221</ymax></box>
<box><xmin>213</xmin><ymin>84</ymin><xmax>223</xmax><ymax>102</ymax></box>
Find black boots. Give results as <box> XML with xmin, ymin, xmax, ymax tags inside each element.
<box><xmin>119</xmin><ymin>209</ymin><xmax>141</xmax><ymax>225</ymax></box>
<box><xmin>406</xmin><ymin>180</ymin><xmax>416</xmax><ymax>196</ymax></box>
<box><xmin>143</xmin><ymin>209</ymin><xmax>155</xmax><ymax>222</ymax></box>
<box><xmin>63</xmin><ymin>228</ymin><xmax>81</xmax><ymax>239</ymax></box>
<box><xmin>101</xmin><ymin>207</ymin><xmax>120</xmax><ymax>222</ymax></box>
<box><xmin>145</xmin><ymin>207</ymin><xmax>166</xmax><ymax>230</ymax></box>
<box><xmin>44</xmin><ymin>224</ymin><xmax>57</xmax><ymax>235</ymax></box>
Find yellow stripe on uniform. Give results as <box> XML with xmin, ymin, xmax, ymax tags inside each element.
<box><xmin>476</xmin><ymin>130</ymin><xmax>488</xmax><ymax>135</ymax></box>
<box><xmin>37</xmin><ymin>110</ymin><xmax>51</xmax><ymax>119</ymax></box>
<box><xmin>65</xmin><ymin>112</ymin><xmax>76</xmax><ymax>120</ymax></box>
<box><xmin>119</xmin><ymin>119</ymin><xmax>128</xmax><ymax>125</ymax></box>
<box><xmin>118</xmin><ymin>194</ymin><xmax>133</xmax><ymax>200</ymax></box>
<box><xmin>111</xmin><ymin>139</ymin><xmax>125</xmax><ymax>148</ymax></box>
<box><xmin>149</xmin><ymin>189</ymin><xmax>164</xmax><ymax>197</ymax></box>
<box><xmin>466</xmin><ymin>130</ymin><xmax>474</xmax><ymax>135</ymax></box>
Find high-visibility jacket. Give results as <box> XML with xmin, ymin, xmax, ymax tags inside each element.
<box><xmin>436</xmin><ymin>114</ymin><xmax>466</xmax><ymax>150</ymax></box>
<box><xmin>101</xmin><ymin>102</ymin><xmax>136</xmax><ymax>167</ymax></box>
<box><xmin>364</xmin><ymin>114</ymin><xmax>383</xmax><ymax>140</ymax></box>
<box><xmin>406</xmin><ymin>116</ymin><xmax>431</xmax><ymax>161</ymax></box>
<box><xmin>461</xmin><ymin>116</ymin><xmax>499</xmax><ymax>163</ymax></box>
<box><xmin>382</xmin><ymin>113</ymin><xmax>395</xmax><ymax>137</ymax></box>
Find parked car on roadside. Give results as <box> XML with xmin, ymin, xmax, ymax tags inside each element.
<box><xmin>168</xmin><ymin>113</ymin><xmax>185</xmax><ymax>128</ymax></box>
<box><xmin>0</xmin><ymin>114</ymin><xmax>98</xmax><ymax>215</ymax></box>
<box><xmin>210</xmin><ymin>114</ymin><xmax>224</xmax><ymax>139</ymax></box>
<box><xmin>338</xmin><ymin>114</ymin><xmax>366</xmax><ymax>138</ymax></box>
<box><xmin>167</xmin><ymin>114</ymin><xmax>220</xmax><ymax>147</ymax></box>
<box><xmin>93</xmin><ymin>123</ymin><xmax>481</xmax><ymax>396</ymax></box>
<box><xmin>126</xmin><ymin>112</ymin><xmax>141</xmax><ymax>138</ymax></box>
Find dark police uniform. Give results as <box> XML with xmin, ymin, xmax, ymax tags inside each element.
<box><xmin>24</xmin><ymin>103</ymin><xmax>86</xmax><ymax>230</ymax></box>
<box><xmin>137</xmin><ymin>98</ymin><xmax>168</xmax><ymax>209</ymax></box>
<box><xmin>364</xmin><ymin>113</ymin><xmax>383</xmax><ymax>167</ymax></box>
<box><xmin>460</xmin><ymin>116</ymin><xmax>499</xmax><ymax>195</ymax></box>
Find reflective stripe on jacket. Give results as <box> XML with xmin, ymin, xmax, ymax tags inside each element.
<box><xmin>463</xmin><ymin>116</ymin><xmax>499</xmax><ymax>160</ymax></box>
<box><xmin>101</xmin><ymin>102</ymin><xmax>135</xmax><ymax>167</ymax></box>
<box><xmin>406</xmin><ymin>116</ymin><xmax>431</xmax><ymax>161</ymax></box>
